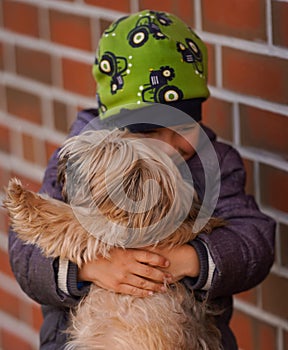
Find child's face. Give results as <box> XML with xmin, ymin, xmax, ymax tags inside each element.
<box><xmin>136</xmin><ymin>123</ymin><xmax>200</xmax><ymax>161</ymax></box>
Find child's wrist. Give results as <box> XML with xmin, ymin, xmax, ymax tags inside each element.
<box><xmin>183</xmin><ymin>245</ymin><xmax>200</xmax><ymax>278</ymax></box>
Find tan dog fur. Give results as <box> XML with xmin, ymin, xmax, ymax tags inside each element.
<box><xmin>4</xmin><ymin>129</ymin><xmax>223</xmax><ymax>349</ymax></box>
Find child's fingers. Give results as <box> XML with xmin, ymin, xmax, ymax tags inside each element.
<box><xmin>133</xmin><ymin>249</ymin><xmax>170</xmax><ymax>268</ymax></box>
<box><xmin>121</xmin><ymin>274</ymin><xmax>167</xmax><ymax>294</ymax></box>
<box><xmin>117</xmin><ymin>281</ymin><xmax>166</xmax><ymax>298</ymax></box>
<box><xmin>132</xmin><ymin>260</ymin><xmax>172</xmax><ymax>284</ymax></box>
<box><xmin>117</xmin><ymin>284</ymin><xmax>154</xmax><ymax>297</ymax></box>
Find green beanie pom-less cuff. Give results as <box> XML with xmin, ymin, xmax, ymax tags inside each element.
<box><xmin>92</xmin><ymin>10</ymin><xmax>210</xmax><ymax>124</ymax></box>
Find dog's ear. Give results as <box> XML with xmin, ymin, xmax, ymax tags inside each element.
<box><xmin>57</xmin><ymin>153</ymin><xmax>68</xmax><ymax>202</ymax></box>
<box><xmin>3</xmin><ymin>178</ymin><xmax>100</xmax><ymax>267</ymax></box>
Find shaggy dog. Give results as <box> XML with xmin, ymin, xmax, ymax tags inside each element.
<box><xmin>4</xmin><ymin>129</ymin><xmax>223</xmax><ymax>350</ymax></box>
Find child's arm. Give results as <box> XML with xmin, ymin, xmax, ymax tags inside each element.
<box><xmin>184</xmin><ymin>144</ymin><xmax>276</xmax><ymax>298</ymax></box>
<box><xmin>8</xmin><ymin>147</ymin><xmax>88</xmax><ymax>307</ymax></box>
<box><xmin>144</xmin><ymin>144</ymin><xmax>275</xmax><ymax>299</ymax></box>
<box><xmin>8</xmin><ymin>111</ymin><xmax>93</xmax><ymax>307</ymax></box>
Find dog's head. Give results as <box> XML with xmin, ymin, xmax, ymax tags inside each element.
<box><xmin>57</xmin><ymin>129</ymin><xmax>203</xmax><ymax>246</ymax></box>
<box><xmin>4</xmin><ymin>129</ymin><xmax>222</xmax><ymax>266</ymax></box>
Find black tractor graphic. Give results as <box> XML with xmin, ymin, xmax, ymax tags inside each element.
<box><xmin>127</xmin><ymin>15</ymin><xmax>167</xmax><ymax>48</ymax></box>
<box><xmin>141</xmin><ymin>66</ymin><xmax>183</xmax><ymax>103</ymax></box>
<box><xmin>97</xmin><ymin>51</ymin><xmax>128</xmax><ymax>94</ymax></box>
<box><xmin>150</xmin><ymin>11</ymin><xmax>173</xmax><ymax>26</ymax></box>
<box><xmin>104</xmin><ymin>16</ymin><xmax>129</xmax><ymax>35</ymax></box>
<box><xmin>177</xmin><ymin>38</ymin><xmax>204</xmax><ymax>74</ymax></box>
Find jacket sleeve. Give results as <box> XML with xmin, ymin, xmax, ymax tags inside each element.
<box><xmin>190</xmin><ymin>145</ymin><xmax>276</xmax><ymax>299</ymax></box>
<box><xmin>8</xmin><ymin>110</ymin><xmax>96</xmax><ymax>307</ymax></box>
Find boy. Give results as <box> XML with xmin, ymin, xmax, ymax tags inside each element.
<box><xmin>8</xmin><ymin>10</ymin><xmax>275</xmax><ymax>349</ymax></box>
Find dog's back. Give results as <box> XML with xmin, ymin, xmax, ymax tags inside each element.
<box><xmin>66</xmin><ymin>283</ymin><xmax>221</xmax><ymax>350</ymax></box>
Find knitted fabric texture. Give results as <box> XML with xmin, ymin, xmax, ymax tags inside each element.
<box><xmin>93</xmin><ymin>10</ymin><xmax>209</xmax><ymax>122</ymax></box>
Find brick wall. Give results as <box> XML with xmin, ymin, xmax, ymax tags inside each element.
<box><xmin>0</xmin><ymin>0</ymin><xmax>287</xmax><ymax>349</ymax></box>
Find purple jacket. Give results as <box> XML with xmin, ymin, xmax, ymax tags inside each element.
<box><xmin>8</xmin><ymin>109</ymin><xmax>275</xmax><ymax>349</ymax></box>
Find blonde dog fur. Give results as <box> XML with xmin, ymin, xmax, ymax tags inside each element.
<box><xmin>4</xmin><ymin>129</ymin><xmax>223</xmax><ymax>350</ymax></box>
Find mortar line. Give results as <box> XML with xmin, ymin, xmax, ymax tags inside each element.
<box><xmin>193</xmin><ymin>0</ymin><xmax>202</xmax><ymax>31</ymax></box>
<box><xmin>234</xmin><ymin>298</ymin><xmax>288</xmax><ymax>331</ymax></box>
<box><xmin>12</xmin><ymin>0</ymin><xmax>127</xmax><ymax>19</ymax></box>
<box><xmin>266</xmin><ymin>0</ymin><xmax>274</xmax><ymax>46</ymax></box>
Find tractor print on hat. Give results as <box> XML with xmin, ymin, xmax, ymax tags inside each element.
<box><xmin>140</xmin><ymin>66</ymin><xmax>183</xmax><ymax>103</ymax></box>
<box><xmin>127</xmin><ymin>13</ymin><xmax>169</xmax><ymax>48</ymax></box>
<box><xmin>176</xmin><ymin>38</ymin><xmax>204</xmax><ymax>75</ymax></box>
<box><xmin>104</xmin><ymin>16</ymin><xmax>129</xmax><ymax>35</ymax></box>
<box><xmin>96</xmin><ymin>52</ymin><xmax>128</xmax><ymax>95</ymax></box>
<box><xmin>92</xmin><ymin>10</ymin><xmax>210</xmax><ymax>118</ymax></box>
<box><xmin>150</xmin><ymin>11</ymin><xmax>173</xmax><ymax>26</ymax></box>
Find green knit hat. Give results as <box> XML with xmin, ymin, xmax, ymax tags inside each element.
<box><xmin>92</xmin><ymin>10</ymin><xmax>209</xmax><ymax>124</ymax></box>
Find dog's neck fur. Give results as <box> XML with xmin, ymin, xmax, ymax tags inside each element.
<box><xmin>4</xmin><ymin>129</ymin><xmax>223</xmax><ymax>266</ymax></box>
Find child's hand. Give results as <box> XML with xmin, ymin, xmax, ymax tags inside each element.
<box><xmin>146</xmin><ymin>244</ymin><xmax>200</xmax><ymax>283</ymax></box>
<box><xmin>78</xmin><ymin>248</ymin><xmax>172</xmax><ymax>297</ymax></box>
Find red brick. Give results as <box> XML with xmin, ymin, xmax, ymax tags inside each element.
<box><xmin>84</xmin><ymin>0</ymin><xmax>130</xmax><ymax>13</ymax></box>
<box><xmin>175</xmin><ymin>0</ymin><xmax>195</xmax><ymax>27</ymax></box>
<box><xmin>279</xmin><ymin>223</ymin><xmax>288</xmax><ymax>268</ymax></box>
<box><xmin>202</xmin><ymin>0</ymin><xmax>266</xmax><ymax>41</ymax></box>
<box><xmin>240</xmin><ymin>105</ymin><xmax>288</xmax><ymax>158</ymax></box>
<box><xmin>140</xmin><ymin>0</ymin><xmax>174</xmax><ymax>12</ymax></box>
<box><xmin>259</xmin><ymin>164</ymin><xmax>288</xmax><ymax>213</ymax></box>
<box><xmin>49</xmin><ymin>10</ymin><xmax>92</xmax><ymax>51</ymax></box>
<box><xmin>257</xmin><ymin>320</ymin><xmax>277</xmax><ymax>350</ymax></box>
<box><xmin>32</xmin><ymin>303</ymin><xmax>43</xmax><ymax>331</ymax></box>
<box><xmin>22</xmin><ymin>134</ymin><xmax>46</xmax><ymax>165</ymax></box>
<box><xmin>272</xmin><ymin>1</ymin><xmax>288</xmax><ymax>48</ymax></box>
<box><xmin>99</xmin><ymin>18</ymin><xmax>113</xmax><ymax>34</ymax></box>
<box><xmin>0</xmin><ymin>287</ymin><xmax>21</xmax><ymax>319</ymax></box>
<box><xmin>0</xmin><ymin>249</ymin><xmax>14</xmax><ymax>279</ymax></box>
<box><xmin>53</xmin><ymin>100</ymin><xmax>70</xmax><ymax>134</ymax></box>
<box><xmin>62</xmin><ymin>58</ymin><xmax>96</xmax><ymax>97</ymax></box>
<box><xmin>0</xmin><ymin>124</ymin><xmax>10</xmax><ymax>153</ymax></box>
<box><xmin>15</xmin><ymin>46</ymin><xmax>52</xmax><ymax>85</ymax></box>
<box><xmin>9</xmin><ymin>173</ymin><xmax>41</xmax><ymax>193</ymax></box>
<box><xmin>284</xmin><ymin>329</ymin><xmax>288</xmax><ymax>350</ymax></box>
<box><xmin>222</xmin><ymin>48</ymin><xmax>288</xmax><ymax>104</ymax></box>
<box><xmin>90</xmin><ymin>17</ymin><xmax>108</xmax><ymax>54</ymax></box>
<box><xmin>45</xmin><ymin>141</ymin><xmax>60</xmax><ymax>164</ymax></box>
<box><xmin>19</xmin><ymin>299</ymin><xmax>38</xmax><ymax>326</ymax></box>
<box><xmin>77</xmin><ymin>104</ymin><xmax>94</xmax><ymax>113</ymax></box>
<box><xmin>22</xmin><ymin>133</ymin><xmax>36</xmax><ymax>163</ymax></box>
<box><xmin>235</xmin><ymin>287</ymin><xmax>257</xmax><ymax>305</ymax></box>
<box><xmin>6</xmin><ymin>87</ymin><xmax>42</xmax><ymax>125</ymax></box>
<box><xmin>242</xmin><ymin>158</ymin><xmax>255</xmax><ymax>196</ymax></box>
<box><xmin>139</xmin><ymin>1</ymin><xmax>195</xmax><ymax>26</ymax></box>
<box><xmin>262</xmin><ymin>273</ymin><xmax>288</xmax><ymax>319</ymax></box>
<box><xmin>2</xmin><ymin>0</ymin><xmax>39</xmax><ymax>37</ymax></box>
<box><xmin>202</xmin><ymin>97</ymin><xmax>233</xmax><ymax>141</ymax></box>
<box><xmin>0</xmin><ymin>209</ymin><xmax>10</xmax><ymax>235</ymax></box>
<box><xmin>1</xmin><ymin>328</ymin><xmax>35</xmax><ymax>350</ymax></box>
<box><xmin>231</xmin><ymin>310</ymin><xmax>253</xmax><ymax>350</ymax></box>
<box><xmin>0</xmin><ymin>166</ymin><xmax>12</xmax><ymax>193</ymax></box>
<box><xmin>231</xmin><ymin>310</ymin><xmax>277</xmax><ymax>350</ymax></box>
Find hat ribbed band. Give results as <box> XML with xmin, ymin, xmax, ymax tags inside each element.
<box><xmin>99</xmin><ymin>100</ymin><xmax>203</xmax><ymax>132</ymax></box>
